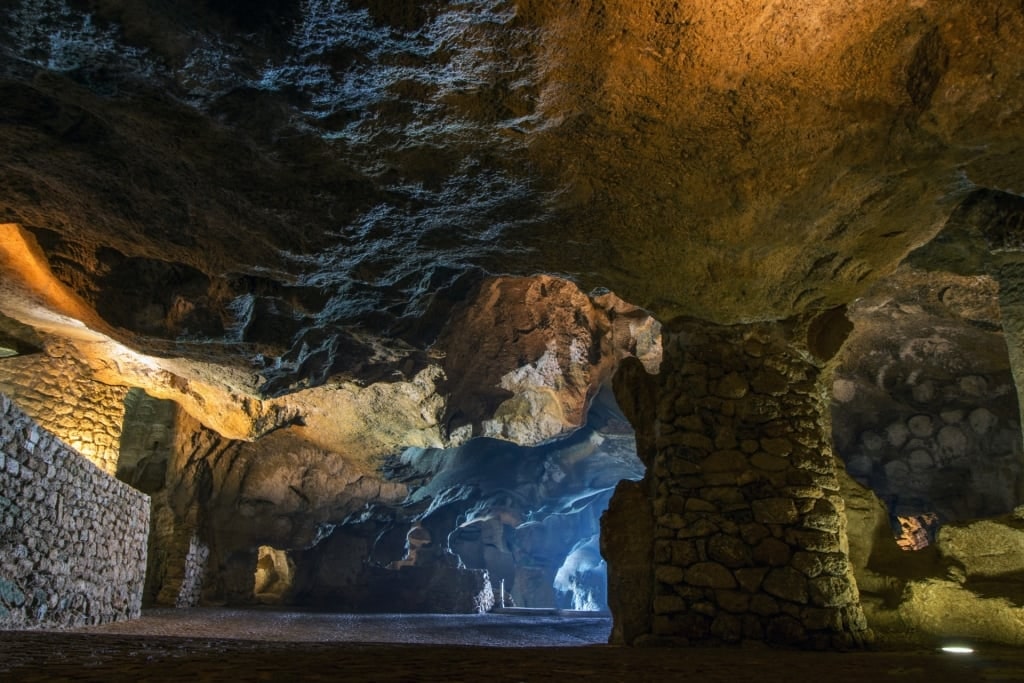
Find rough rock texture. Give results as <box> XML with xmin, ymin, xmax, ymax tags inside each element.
<box><xmin>437</xmin><ymin>275</ymin><xmax>660</xmax><ymax>446</ymax></box>
<box><xmin>605</xmin><ymin>319</ymin><xmax>870</xmax><ymax>649</ymax></box>
<box><xmin>841</xmin><ymin>470</ymin><xmax>1024</xmax><ymax>646</ymax></box>
<box><xmin>832</xmin><ymin>267</ymin><xmax>1023</xmax><ymax>526</ymax></box>
<box><xmin>0</xmin><ymin>221</ymin><xmax>659</xmax><ymax>460</ymax></box>
<box><xmin>887</xmin><ymin>577</ymin><xmax>1024</xmax><ymax>646</ymax></box>
<box><xmin>937</xmin><ymin>513</ymin><xmax>1024</xmax><ymax>581</ymax></box>
<box><xmin>0</xmin><ymin>1</ymin><xmax>1021</xmax><ymax>403</ymax></box>
<box><xmin>2</xmin><ymin>0</ymin><xmax>1023</xmax><ymax>342</ymax></box>
<box><xmin>0</xmin><ymin>393</ymin><xmax>149</xmax><ymax>628</ymax></box>
<box><xmin>144</xmin><ymin>410</ymin><xmax>409</xmax><ymax>606</ymax></box>
<box><xmin>1</xmin><ymin>0</ymin><xmax>1024</xmax><ymax>650</ymax></box>
<box><xmin>281</xmin><ymin>386</ymin><xmax>644</xmax><ymax>613</ymax></box>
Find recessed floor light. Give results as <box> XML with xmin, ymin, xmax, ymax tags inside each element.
<box><xmin>941</xmin><ymin>646</ymin><xmax>974</xmax><ymax>654</ymax></box>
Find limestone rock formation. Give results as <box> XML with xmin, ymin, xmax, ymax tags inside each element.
<box><xmin>1</xmin><ymin>0</ymin><xmax>1024</xmax><ymax>650</ymax></box>
<box><xmin>437</xmin><ymin>275</ymin><xmax>661</xmax><ymax>445</ymax></box>
<box><xmin>841</xmin><ymin>470</ymin><xmax>1024</xmax><ymax>647</ymax></box>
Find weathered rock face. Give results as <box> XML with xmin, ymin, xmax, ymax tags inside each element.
<box><xmin>437</xmin><ymin>275</ymin><xmax>660</xmax><ymax>445</ymax></box>
<box><xmin>0</xmin><ymin>336</ymin><xmax>128</xmax><ymax>475</ymax></box>
<box><xmin>2</xmin><ymin>1</ymin><xmax>1023</xmax><ymax>384</ymax></box>
<box><xmin>0</xmin><ymin>222</ymin><xmax>659</xmax><ymax>458</ymax></box>
<box><xmin>1</xmin><ymin>0</ymin><xmax>1024</xmax><ymax>650</ymax></box>
<box><xmin>134</xmin><ymin>382</ymin><xmax>643</xmax><ymax>613</ymax></box>
<box><xmin>841</xmin><ymin>470</ymin><xmax>1024</xmax><ymax>647</ymax></box>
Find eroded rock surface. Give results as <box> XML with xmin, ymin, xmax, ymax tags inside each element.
<box><xmin>841</xmin><ymin>470</ymin><xmax>1024</xmax><ymax>646</ymax></box>
<box><xmin>2</xmin><ymin>1</ymin><xmax>1024</xmax><ymax>384</ymax></box>
<box><xmin>2</xmin><ymin>0</ymin><xmax>1024</xmax><ymax>649</ymax></box>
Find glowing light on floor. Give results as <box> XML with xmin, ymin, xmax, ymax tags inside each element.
<box><xmin>941</xmin><ymin>646</ymin><xmax>974</xmax><ymax>654</ymax></box>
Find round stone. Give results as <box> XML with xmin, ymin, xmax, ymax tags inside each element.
<box><xmin>883</xmin><ymin>459</ymin><xmax>910</xmax><ymax>484</ymax></box>
<box><xmin>762</xmin><ymin>567</ymin><xmax>809</xmax><ymax>604</ymax></box>
<box><xmin>860</xmin><ymin>431</ymin><xmax>884</xmax><ymax>451</ymax></box>
<box><xmin>708</xmin><ymin>534</ymin><xmax>753</xmax><ymax>568</ymax></box>
<box><xmin>907</xmin><ymin>415</ymin><xmax>934</xmax><ymax>438</ymax></box>
<box><xmin>832</xmin><ymin>379</ymin><xmax>856</xmax><ymax>403</ymax></box>
<box><xmin>886</xmin><ymin>422</ymin><xmax>909</xmax><ymax>448</ymax></box>
<box><xmin>940</xmin><ymin>409</ymin><xmax>964</xmax><ymax>424</ymax></box>
<box><xmin>968</xmin><ymin>408</ymin><xmax>997</xmax><ymax>435</ymax></box>
<box><xmin>911</xmin><ymin>381</ymin><xmax>935</xmax><ymax>403</ymax></box>
<box><xmin>685</xmin><ymin>562</ymin><xmax>738</xmax><ymax>589</ymax></box>
<box><xmin>937</xmin><ymin>425</ymin><xmax>968</xmax><ymax>461</ymax></box>
<box><xmin>959</xmin><ymin>375</ymin><xmax>988</xmax><ymax>397</ymax></box>
<box><xmin>907</xmin><ymin>449</ymin><xmax>933</xmax><ymax>471</ymax></box>
<box><xmin>753</xmin><ymin>538</ymin><xmax>792</xmax><ymax>566</ymax></box>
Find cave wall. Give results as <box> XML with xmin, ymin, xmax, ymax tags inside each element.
<box><xmin>832</xmin><ymin>269</ymin><xmax>1023</xmax><ymax>533</ymax></box>
<box><xmin>841</xmin><ymin>469</ymin><xmax>1024</xmax><ymax>646</ymax></box>
<box><xmin>0</xmin><ymin>393</ymin><xmax>149</xmax><ymax>628</ymax></box>
<box><xmin>605</xmin><ymin>319</ymin><xmax>870</xmax><ymax>648</ymax></box>
<box><xmin>0</xmin><ymin>338</ymin><xmax>128</xmax><ymax>475</ymax></box>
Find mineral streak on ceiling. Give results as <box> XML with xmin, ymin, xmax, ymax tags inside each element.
<box><xmin>1</xmin><ymin>0</ymin><xmax>1023</xmax><ymax>403</ymax></box>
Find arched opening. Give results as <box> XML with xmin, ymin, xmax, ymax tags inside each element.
<box><xmin>254</xmin><ymin>546</ymin><xmax>295</xmax><ymax>604</ymax></box>
<box><xmin>283</xmin><ymin>385</ymin><xmax>645</xmax><ymax>616</ymax></box>
<box><xmin>116</xmin><ymin>388</ymin><xmax>176</xmax><ymax>494</ymax></box>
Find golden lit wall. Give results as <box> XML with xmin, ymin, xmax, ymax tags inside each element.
<box><xmin>0</xmin><ymin>338</ymin><xmax>128</xmax><ymax>475</ymax></box>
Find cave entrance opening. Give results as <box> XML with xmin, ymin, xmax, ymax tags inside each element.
<box><xmin>422</xmin><ymin>385</ymin><xmax>644</xmax><ymax>613</ymax></box>
<box><xmin>116</xmin><ymin>388</ymin><xmax>176</xmax><ymax>494</ymax></box>
<box><xmin>286</xmin><ymin>384</ymin><xmax>645</xmax><ymax>614</ymax></box>
<box><xmin>254</xmin><ymin>546</ymin><xmax>295</xmax><ymax>604</ymax></box>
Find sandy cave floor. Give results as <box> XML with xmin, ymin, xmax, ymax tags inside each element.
<box><xmin>0</xmin><ymin>609</ymin><xmax>1022</xmax><ymax>682</ymax></box>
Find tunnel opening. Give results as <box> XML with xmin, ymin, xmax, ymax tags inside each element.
<box><xmin>254</xmin><ymin>545</ymin><xmax>296</xmax><ymax>604</ymax></box>
<box><xmin>280</xmin><ymin>383</ymin><xmax>644</xmax><ymax>616</ymax></box>
<box><xmin>824</xmin><ymin>269</ymin><xmax>1024</xmax><ymax>645</ymax></box>
<box><xmin>116</xmin><ymin>388</ymin><xmax>176</xmax><ymax>494</ymax></box>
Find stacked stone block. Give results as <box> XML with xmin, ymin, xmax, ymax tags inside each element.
<box><xmin>0</xmin><ymin>393</ymin><xmax>149</xmax><ymax>628</ymax></box>
<box><xmin>0</xmin><ymin>339</ymin><xmax>128</xmax><ymax>475</ymax></box>
<box><xmin>841</xmin><ymin>393</ymin><xmax>1020</xmax><ymax>521</ymax></box>
<box><xmin>608</xmin><ymin>319</ymin><xmax>870</xmax><ymax>649</ymax></box>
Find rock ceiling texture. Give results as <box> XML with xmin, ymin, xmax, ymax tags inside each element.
<box><xmin>2</xmin><ymin>0</ymin><xmax>1024</xmax><ymax>640</ymax></box>
<box><xmin>3</xmin><ymin>0</ymin><xmax>1023</xmax><ymax>444</ymax></box>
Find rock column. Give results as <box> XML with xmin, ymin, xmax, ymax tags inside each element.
<box><xmin>605</xmin><ymin>318</ymin><xmax>870</xmax><ymax>649</ymax></box>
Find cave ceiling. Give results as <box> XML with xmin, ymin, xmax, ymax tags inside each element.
<box><xmin>1</xmin><ymin>0</ymin><xmax>1024</xmax><ymax>454</ymax></box>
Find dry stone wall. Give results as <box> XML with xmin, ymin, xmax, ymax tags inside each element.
<box><xmin>832</xmin><ymin>279</ymin><xmax>1023</xmax><ymax>529</ymax></box>
<box><xmin>606</xmin><ymin>319</ymin><xmax>870</xmax><ymax>649</ymax></box>
<box><xmin>835</xmin><ymin>381</ymin><xmax>1021</xmax><ymax>523</ymax></box>
<box><xmin>0</xmin><ymin>393</ymin><xmax>149</xmax><ymax>628</ymax></box>
<box><xmin>0</xmin><ymin>339</ymin><xmax>128</xmax><ymax>476</ymax></box>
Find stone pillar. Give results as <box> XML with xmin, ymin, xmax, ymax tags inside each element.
<box><xmin>604</xmin><ymin>317</ymin><xmax>870</xmax><ymax>649</ymax></box>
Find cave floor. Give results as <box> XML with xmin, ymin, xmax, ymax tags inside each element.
<box><xmin>1</xmin><ymin>609</ymin><xmax>1022</xmax><ymax>682</ymax></box>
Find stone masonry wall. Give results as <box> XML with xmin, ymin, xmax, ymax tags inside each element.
<box><xmin>605</xmin><ymin>319</ymin><xmax>870</xmax><ymax>649</ymax></box>
<box><xmin>0</xmin><ymin>339</ymin><xmax>128</xmax><ymax>475</ymax></box>
<box><xmin>834</xmin><ymin>372</ymin><xmax>1021</xmax><ymax>523</ymax></box>
<box><xmin>0</xmin><ymin>393</ymin><xmax>149</xmax><ymax>628</ymax></box>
